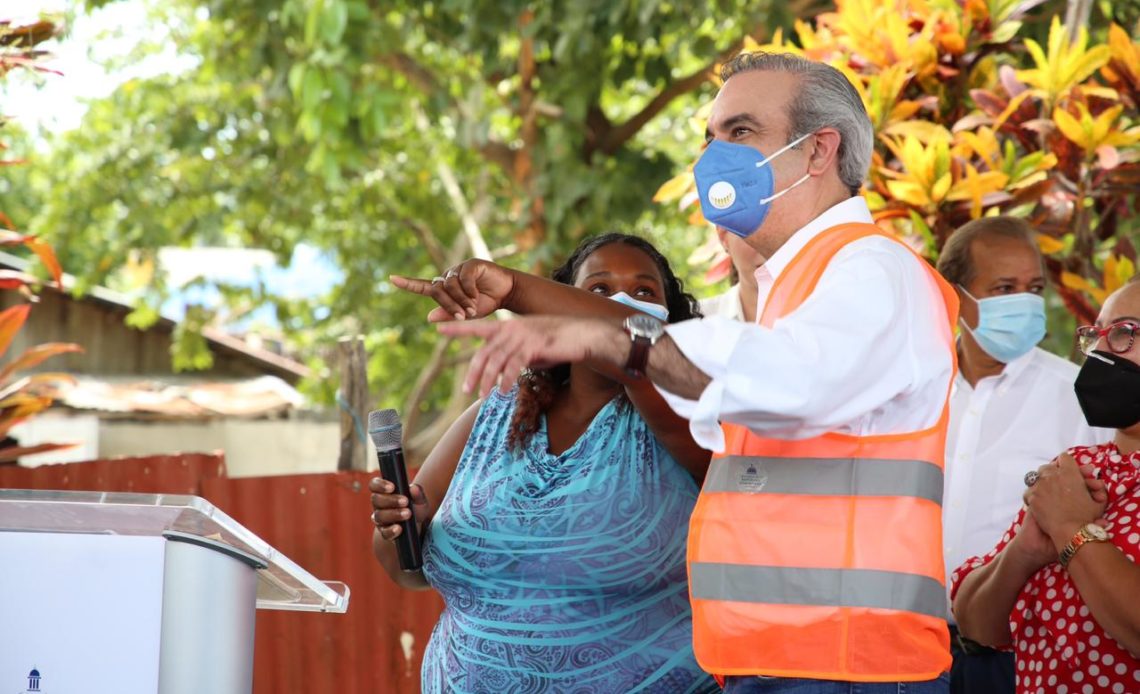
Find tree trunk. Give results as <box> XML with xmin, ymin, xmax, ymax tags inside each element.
<box><xmin>337</xmin><ymin>336</ymin><xmax>370</xmax><ymax>472</ymax></box>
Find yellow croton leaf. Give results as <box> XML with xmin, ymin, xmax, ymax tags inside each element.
<box><xmin>882</xmin><ymin>120</ymin><xmax>952</xmax><ymax>143</ymax></box>
<box><xmin>885</xmin><ymin>180</ymin><xmax>933</xmax><ymax>208</ymax></box>
<box><xmin>946</xmin><ymin>165</ymin><xmax>1009</xmax><ymax>218</ymax></box>
<box><xmin>1016</xmin><ymin>16</ymin><xmax>1111</xmax><ymax>103</ymax></box>
<box><xmin>1053</xmin><ymin>103</ymin><xmax>1140</xmax><ymax>153</ymax></box>
<box><xmin>1105</xmin><ymin>254</ymin><xmax>1137</xmax><ymax>294</ymax></box>
<box><xmin>1036</xmin><ymin>233</ymin><xmax>1065</xmax><ymax>255</ymax></box>
<box><xmin>652</xmin><ymin>170</ymin><xmax>694</xmax><ymax>204</ymax></box>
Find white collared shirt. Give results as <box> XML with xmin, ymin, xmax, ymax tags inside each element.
<box><xmin>699</xmin><ymin>283</ymin><xmax>745</xmax><ymax>322</ymax></box>
<box><xmin>660</xmin><ymin>196</ymin><xmax>955</xmax><ymax>452</ymax></box>
<box><xmin>942</xmin><ymin>346</ymin><xmax>1111</xmax><ymax>616</ymax></box>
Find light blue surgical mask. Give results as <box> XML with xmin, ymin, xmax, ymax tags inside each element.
<box><xmin>959</xmin><ymin>286</ymin><xmax>1046</xmax><ymax>363</ymax></box>
<box><xmin>609</xmin><ymin>292</ymin><xmax>669</xmax><ymax>321</ymax></box>
<box><xmin>692</xmin><ymin>134</ymin><xmax>813</xmax><ymax>238</ymax></box>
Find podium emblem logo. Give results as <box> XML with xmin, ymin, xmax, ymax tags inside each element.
<box><xmin>26</xmin><ymin>667</ymin><xmax>42</xmax><ymax>692</ymax></box>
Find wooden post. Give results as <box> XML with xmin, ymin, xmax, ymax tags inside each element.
<box><xmin>337</xmin><ymin>336</ymin><xmax>369</xmax><ymax>472</ymax></box>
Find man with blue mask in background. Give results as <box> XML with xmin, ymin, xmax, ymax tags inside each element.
<box><xmin>935</xmin><ymin>216</ymin><xmax>1111</xmax><ymax>694</ymax></box>
<box><xmin>405</xmin><ymin>51</ymin><xmax>959</xmax><ymax>693</ymax></box>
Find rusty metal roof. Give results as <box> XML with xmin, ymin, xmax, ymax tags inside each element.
<box><xmin>0</xmin><ymin>250</ymin><xmax>311</xmax><ymax>382</ymax></box>
<box><xmin>46</xmin><ymin>375</ymin><xmax>307</xmax><ymax>419</ymax></box>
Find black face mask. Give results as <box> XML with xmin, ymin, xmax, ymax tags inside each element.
<box><xmin>1074</xmin><ymin>350</ymin><xmax>1140</xmax><ymax>429</ymax></box>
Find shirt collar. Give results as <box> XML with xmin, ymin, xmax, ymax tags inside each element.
<box><xmin>952</xmin><ymin>341</ymin><xmax>1038</xmax><ymax>392</ymax></box>
<box><xmin>751</xmin><ymin>196</ymin><xmax>873</xmax><ymax>285</ymax></box>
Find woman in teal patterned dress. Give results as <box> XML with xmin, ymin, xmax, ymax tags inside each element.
<box><xmin>371</xmin><ymin>234</ymin><xmax>717</xmax><ymax>693</ymax></box>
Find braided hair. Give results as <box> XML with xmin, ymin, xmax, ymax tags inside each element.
<box><xmin>506</xmin><ymin>233</ymin><xmax>702</xmax><ymax>450</ymax></box>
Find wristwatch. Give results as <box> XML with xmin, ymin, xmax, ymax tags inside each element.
<box><xmin>1058</xmin><ymin>523</ymin><xmax>1110</xmax><ymax>569</ymax></box>
<box><xmin>622</xmin><ymin>313</ymin><xmax>665</xmax><ymax>377</ymax></box>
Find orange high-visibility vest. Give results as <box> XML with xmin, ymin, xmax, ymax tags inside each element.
<box><xmin>688</xmin><ymin>222</ymin><xmax>958</xmax><ymax>682</ymax></box>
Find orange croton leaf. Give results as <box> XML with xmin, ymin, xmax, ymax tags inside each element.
<box><xmin>1036</xmin><ymin>234</ymin><xmax>1066</xmax><ymax>255</ymax></box>
<box><xmin>24</xmin><ymin>237</ymin><xmax>62</xmax><ymax>286</ymax></box>
<box><xmin>0</xmin><ymin>304</ymin><xmax>31</xmax><ymax>361</ymax></box>
<box><xmin>0</xmin><ymin>442</ymin><xmax>77</xmax><ymax>463</ymax></box>
<box><xmin>1061</xmin><ymin>271</ymin><xmax>1108</xmax><ymax>304</ymax></box>
<box><xmin>0</xmin><ymin>342</ymin><xmax>83</xmax><ymax>384</ymax></box>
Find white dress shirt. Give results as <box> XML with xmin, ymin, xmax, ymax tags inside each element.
<box><xmin>661</xmin><ymin>196</ymin><xmax>955</xmax><ymax>452</ymax></box>
<box><xmin>699</xmin><ymin>283</ymin><xmax>745</xmax><ymax>322</ymax></box>
<box><xmin>942</xmin><ymin>346</ymin><xmax>1111</xmax><ymax>615</ymax></box>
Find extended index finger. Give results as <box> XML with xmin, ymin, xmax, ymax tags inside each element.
<box><xmin>390</xmin><ymin>275</ymin><xmax>436</xmax><ymax>296</ymax></box>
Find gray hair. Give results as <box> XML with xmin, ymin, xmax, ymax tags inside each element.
<box><xmin>721</xmin><ymin>52</ymin><xmax>873</xmax><ymax>194</ymax></box>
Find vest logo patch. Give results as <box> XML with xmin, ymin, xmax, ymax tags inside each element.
<box><xmin>737</xmin><ymin>460</ymin><xmax>768</xmax><ymax>493</ymax></box>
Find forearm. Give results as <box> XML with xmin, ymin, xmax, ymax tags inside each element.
<box><xmin>1057</xmin><ymin>539</ymin><xmax>1140</xmax><ymax>656</ymax></box>
<box><xmin>371</xmin><ymin>529</ymin><xmax>431</xmax><ymax>590</ymax></box>
<box><xmin>624</xmin><ymin>378</ymin><xmax>711</xmax><ymax>482</ymax></box>
<box><xmin>953</xmin><ymin>547</ymin><xmax>1043</xmax><ymax>647</ymax></box>
<box><xmin>505</xmin><ymin>270</ymin><xmax>634</xmax><ymax>320</ymax></box>
<box><xmin>646</xmin><ymin>335</ymin><xmax>713</xmax><ymax>400</ymax></box>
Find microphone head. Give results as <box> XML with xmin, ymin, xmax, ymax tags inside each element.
<box><xmin>368</xmin><ymin>409</ymin><xmax>403</xmax><ymax>452</ymax></box>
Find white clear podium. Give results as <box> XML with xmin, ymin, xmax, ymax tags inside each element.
<box><xmin>0</xmin><ymin>489</ymin><xmax>349</xmax><ymax>694</ymax></box>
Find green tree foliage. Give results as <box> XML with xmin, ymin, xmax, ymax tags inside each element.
<box><xmin>4</xmin><ymin>0</ymin><xmax>832</xmax><ymax>454</ymax></box>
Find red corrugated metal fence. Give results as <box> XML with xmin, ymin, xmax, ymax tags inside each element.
<box><xmin>0</xmin><ymin>455</ymin><xmax>442</xmax><ymax>693</ymax></box>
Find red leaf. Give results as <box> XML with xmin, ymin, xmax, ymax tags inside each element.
<box><xmin>970</xmin><ymin>89</ymin><xmax>1008</xmax><ymax>119</ymax></box>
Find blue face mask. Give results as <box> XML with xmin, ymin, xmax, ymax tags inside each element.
<box><xmin>609</xmin><ymin>292</ymin><xmax>670</xmax><ymax>322</ymax></box>
<box><xmin>959</xmin><ymin>287</ymin><xmax>1046</xmax><ymax>363</ymax></box>
<box><xmin>693</xmin><ymin>134</ymin><xmax>813</xmax><ymax>238</ymax></box>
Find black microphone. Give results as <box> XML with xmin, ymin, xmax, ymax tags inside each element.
<box><xmin>368</xmin><ymin>408</ymin><xmax>423</xmax><ymax>572</ymax></box>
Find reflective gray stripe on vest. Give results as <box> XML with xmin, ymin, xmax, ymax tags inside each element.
<box><xmin>690</xmin><ymin>563</ymin><xmax>947</xmax><ymax>620</ymax></box>
<box><xmin>704</xmin><ymin>455</ymin><xmax>943</xmax><ymax>505</ymax></box>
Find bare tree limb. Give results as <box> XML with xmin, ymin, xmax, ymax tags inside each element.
<box><xmin>402</xmin><ymin>335</ymin><xmax>453</xmax><ymax>441</ymax></box>
<box><xmin>381</xmin><ymin>51</ymin><xmax>518</xmax><ymax>180</ymax></box>
<box><xmin>411</xmin><ymin>102</ymin><xmax>494</xmax><ymax>261</ymax></box>
<box><xmin>593</xmin><ymin>37</ymin><xmax>747</xmax><ymax>157</ymax></box>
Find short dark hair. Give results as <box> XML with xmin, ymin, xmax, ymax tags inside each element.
<box><xmin>936</xmin><ymin>216</ymin><xmax>1042</xmax><ymax>287</ymax></box>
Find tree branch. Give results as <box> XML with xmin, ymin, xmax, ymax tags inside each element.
<box><xmin>381</xmin><ymin>51</ymin><xmax>518</xmax><ymax>180</ymax></box>
<box><xmin>594</xmin><ymin>37</ymin><xmax>747</xmax><ymax>156</ymax></box>
<box><xmin>411</xmin><ymin>102</ymin><xmax>494</xmax><ymax>261</ymax></box>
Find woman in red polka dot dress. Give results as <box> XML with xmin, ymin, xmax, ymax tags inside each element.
<box><xmin>950</xmin><ymin>279</ymin><xmax>1140</xmax><ymax>694</ymax></box>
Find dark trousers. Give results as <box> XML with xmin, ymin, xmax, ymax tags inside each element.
<box><xmin>949</xmin><ymin>626</ymin><xmax>1015</xmax><ymax>694</ymax></box>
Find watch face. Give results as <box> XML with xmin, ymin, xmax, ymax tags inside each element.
<box><xmin>625</xmin><ymin>313</ymin><xmax>665</xmax><ymax>338</ymax></box>
<box><xmin>1085</xmin><ymin>523</ymin><xmax>1109</xmax><ymax>541</ymax></box>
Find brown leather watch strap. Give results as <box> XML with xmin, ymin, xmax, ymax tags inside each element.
<box><xmin>625</xmin><ymin>337</ymin><xmax>651</xmax><ymax>377</ymax></box>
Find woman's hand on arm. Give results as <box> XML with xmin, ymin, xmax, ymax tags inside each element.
<box><xmin>1027</xmin><ymin>453</ymin><xmax>1140</xmax><ymax>656</ymax></box>
<box><xmin>370</xmin><ymin>399</ymin><xmax>482</xmax><ymax>590</ymax></box>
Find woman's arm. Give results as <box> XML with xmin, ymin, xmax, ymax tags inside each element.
<box><xmin>952</xmin><ymin>511</ymin><xmax>1054</xmax><ymax>647</ymax></box>
<box><xmin>624</xmin><ymin>378</ymin><xmax>711</xmax><ymax>483</ymax></box>
<box><xmin>370</xmin><ymin>400</ymin><xmax>481</xmax><ymax>590</ymax></box>
<box><xmin>1024</xmin><ymin>452</ymin><xmax>1138</xmax><ymax>653</ymax></box>
<box><xmin>1057</xmin><ymin>538</ymin><xmax>1140</xmax><ymax>657</ymax></box>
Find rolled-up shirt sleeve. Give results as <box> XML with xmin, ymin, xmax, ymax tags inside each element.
<box><xmin>657</xmin><ymin>241</ymin><xmax>952</xmax><ymax>452</ymax></box>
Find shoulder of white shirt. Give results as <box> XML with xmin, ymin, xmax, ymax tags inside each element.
<box><xmin>1023</xmin><ymin>346</ymin><xmax>1081</xmax><ymax>381</ymax></box>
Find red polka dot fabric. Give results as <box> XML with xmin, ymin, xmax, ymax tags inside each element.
<box><xmin>950</xmin><ymin>443</ymin><xmax>1140</xmax><ymax>693</ymax></box>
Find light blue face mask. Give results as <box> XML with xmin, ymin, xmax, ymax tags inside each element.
<box><xmin>609</xmin><ymin>291</ymin><xmax>670</xmax><ymax>322</ymax></box>
<box><xmin>959</xmin><ymin>287</ymin><xmax>1046</xmax><ymax>363</ymax></box>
